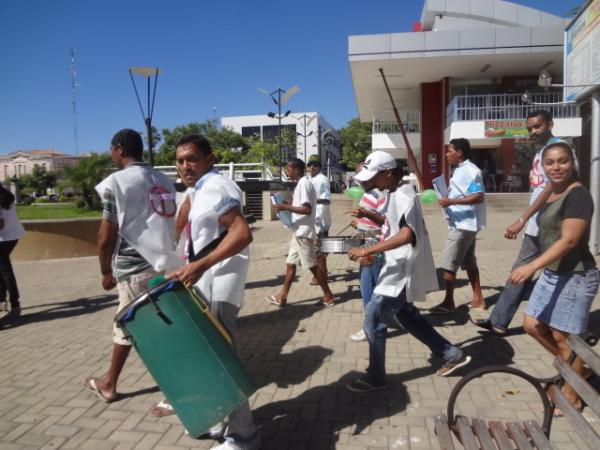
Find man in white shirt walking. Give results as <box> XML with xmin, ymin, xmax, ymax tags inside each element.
<box><xmin>346</xmin><ymin>151</ymin><xmax>471</xmax><ymax>392</ymax></box>
<box><xmin>430</xmin><ymin>138</ymin><xmax>486</xmax><ymax>314</ymax></box>
<box><xmin>270</xmin><ymin>158</ymin><xmax>335</xmax><ymax>307</ymax></box>
<box><xmin>307</xmin><ymin>156</ymin><xmax>332</xmax><ymax>285</ymax></box>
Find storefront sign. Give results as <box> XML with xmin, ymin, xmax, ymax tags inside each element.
<box><xmin>484</xmin><ymin>120</ymin><xmax>528</xmax><ymax>138</ymax></box>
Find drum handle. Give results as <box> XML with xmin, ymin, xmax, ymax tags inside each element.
<box><xmin>186</xmin><ymin>287</ymin><xmax>234</xmax><ymax>347</ymax></box>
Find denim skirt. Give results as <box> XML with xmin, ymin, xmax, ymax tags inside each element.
<box><xmin>526</xmin><ymin>268</ymin><xmax>599</xmax><ymax>334</ymax></box>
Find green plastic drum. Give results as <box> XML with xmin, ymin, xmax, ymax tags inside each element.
<box><xmin>115</xmin><ymin>276</ymin><xmax>255</xmax><ymax>437</ymax></box>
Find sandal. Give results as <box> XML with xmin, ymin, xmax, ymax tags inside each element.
<box><xmin>268</xmin><ymin>295</ymin><xmax>286</xmax><ymax>307</ymax></box>
<box><xmin>429</xmin><ymin>304</ymin><xmax>457</xmax><ymax>315</ymax></box>
<box><xmin>149</xmin><ymin>400</ymin><xmax>175</xmax><ymax>417</ymax></box>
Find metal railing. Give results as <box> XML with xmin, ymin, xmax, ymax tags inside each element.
<box><xmin>372</xmin><ymin>111</ymin><xmax>421</xmax><ymax>134</ymax></box>
<box><xmin>154</xmin><ymin>162</ymin><xmax>276</xmax><ymax>182</ymax></box>
<box><xmin>446</xmin><ymin>92</ymin><xmax>579</xmax><ymax>126</ymax></box>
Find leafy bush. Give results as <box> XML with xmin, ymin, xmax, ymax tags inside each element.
<box><xmin>35</xmin><ymin>197</ymin><xmax>52</xmax><ymax>203</ymax></box>
<box><xmin>20</xmin><ymin>196</ymin><xmax>34</xmax><ymax>206</ymax></box>
<box><xmin>75</xmin><ymin>197</ymin><xmax>86</xmax><ymax>208</ymax></box>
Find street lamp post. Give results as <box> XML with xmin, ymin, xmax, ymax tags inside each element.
<box><xmin>129</xmin><ymin>67</ymin><xmax>161</xmax><ymax>166</ymax></box>
<box><xmin>293</xmin><ymin>113</ymin><xmax>315</xmax><ymax>163</ymax></box>
<box><xmin>259</xmin><ymin>86</ymin><xmax>300</xmax><ymax>179</ymax></box>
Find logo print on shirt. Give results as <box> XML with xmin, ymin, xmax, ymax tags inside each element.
<box><xmin>149</xmin><ymin>186</ymin><xmax>177</xmax><ymax>217</ymax></box>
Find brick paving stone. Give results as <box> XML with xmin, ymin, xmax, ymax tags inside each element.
<box><xmin>1</xmin><ymin>195</ymin><xmax>599</xmax><ymax>449</ymax></box>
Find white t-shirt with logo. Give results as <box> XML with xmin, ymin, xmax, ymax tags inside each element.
<box><xmin>291</xmin><ymin>176</ymin><xmax>317</xmax><ymax>240</ymax></box>
<box><xmin>309</xmin><ymin>172</ymin><xmax>331</xmax><ymax>233</ymax></box>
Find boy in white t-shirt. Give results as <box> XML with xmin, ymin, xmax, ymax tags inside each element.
<box><xmin>269</xmin><ymin>158</ymin><xmax>335</xmax><ymax>307</ymax></box>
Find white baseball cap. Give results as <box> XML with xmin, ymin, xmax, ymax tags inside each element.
<box><xmin>354</xmin><ymin>151</ymin><xmax>397</xmax><ymax>182</ymax></box>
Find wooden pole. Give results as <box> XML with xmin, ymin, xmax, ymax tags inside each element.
<box><xmin>378</xmin><ymin>68</ymin><xmax>425</xmax><ymax>191</ymax></box>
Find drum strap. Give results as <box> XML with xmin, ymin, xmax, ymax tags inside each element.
<box><xmin>187</xmin><ymin>230</ymin><xmax>229</xmax><ymax>263</ymax></box>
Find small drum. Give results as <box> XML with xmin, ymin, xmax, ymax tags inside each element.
<box><xmin>319</xmin><ymin>235</ymin><xmax>364</xmax><ymax>253</ymax></box>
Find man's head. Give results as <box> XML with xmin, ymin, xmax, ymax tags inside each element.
<box><xmin>446</xmin><ymin>138</ymin><xmax>471</xmax><ymax>167</ymax></box>
<box><xmin>285</xmin><ymin>158</ymin><xmax>306</xmax><ymax>181</ymax></box>
<box><xmin>175</xmin><ymin>134</ymin><xmax>215</xmax><ymax>187</ymax></box>
<box><xmin>353</xmin><ymin>151</ymin><xmax>400</xmax><ymax>192</ymax></box>
<box><xmin>110</xmin><ymin>129</ymin><xmax>144</xmax><ymax>168</ymax></box>
<box><xmin>307</xmin><ymin>156</ymin><xmax>321</xmax><ymax>176</ymax></box>
<box><xmin>526</xmin><ymin>109</ymin><xmax>554</xmax><ymax>145</ymax></box>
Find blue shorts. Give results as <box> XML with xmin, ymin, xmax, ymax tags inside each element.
<box><xmin>526</xmin><ymin>268</ymin><xmax>599</xmax><ymax>334</ymax></box>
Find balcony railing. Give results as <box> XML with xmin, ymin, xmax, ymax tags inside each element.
<box><xmin>372</xmin><ymin>111</ymin><xmax>421</xmax><ymax>134</ymax></box>
<box><xmin>155</xmin><ymin>162</ymin><xmax>276</xmax><ymax>182</ymax></box>
<box><xmin>446</xmin><ymin>92</ymin><xmax>579</xmax><ymax>126</ymax></box>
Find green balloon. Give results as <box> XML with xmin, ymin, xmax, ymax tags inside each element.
<box><xmin>345</xmin><ymin>186</ymin><xmax>365</xmax><ymax>199</ymax></box>
<box><xmin>420</xmin><ymin>189</ymin><xmax>438</xmax><ymax>204</ymax></box>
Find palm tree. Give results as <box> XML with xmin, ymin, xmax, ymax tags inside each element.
<box><xmin>62</xmin><ymin>153</ymin><xmax>113</xmax><ymax>209</ymax></box>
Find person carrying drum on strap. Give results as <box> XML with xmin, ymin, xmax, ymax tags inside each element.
<box><xmin>84</xmin><ymin>129</ymin><xmax>179</xmax><ymax>403</ymax></box>
<box><xmin>269</xmin><ymin>158</ymin><xmax>335</xmax><ymax>307</ymax></box>
<box><xmin>307</xmin><ymin>155</ymin><xmax>332</xmax><ymax>285</ymax></box>
<box><xmin>346</xmin><ymin>151</ymin><xmax>471</xmax><ymax>392</ymax></box>
<box><xmin>348</xmin><ymin>161</ymin><xmax>388</xmax><ymax>342</ymax></box>
<box><xmin>167</xmin><ymin>134</ymin><xmax>260</xmax><ymax>450</ymax></box>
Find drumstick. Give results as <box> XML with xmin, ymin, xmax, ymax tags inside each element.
<box><xmin>334</xmin><ymin>222</ymin><xmax>354</xmax><ymax>236</ymax></box>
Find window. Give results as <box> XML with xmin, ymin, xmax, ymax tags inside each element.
<box><xmin>241</xmin><ymin>126</ymin><xmax>260</xmax><ymax>138</ymax></box>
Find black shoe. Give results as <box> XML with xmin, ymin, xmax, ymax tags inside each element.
<box><xmin>346</xmin><ymin>378</ymin><xmax>388</xmax><ymax>393</ymax></box>
<box><xmin>470</xmin><ymin>318</ymin><xmax>506</xmax><ymax>335</ymax></box>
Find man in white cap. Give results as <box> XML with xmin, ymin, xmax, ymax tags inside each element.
<box><xmin>346</xmin><ymin>151</ymin><xmax>471</xmax><ymax>392</ymax></box>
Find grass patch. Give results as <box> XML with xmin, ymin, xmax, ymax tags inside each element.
<box><xmin>17</xmin><ymin>203</ymin><xmax>102</xmax><ymax>220</ymax></box>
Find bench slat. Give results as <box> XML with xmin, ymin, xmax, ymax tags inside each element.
<box><xmin>523</xmin><ymin>420</ymin><xmax>555</xmax><ymax>450</ymax></box>
<box><xmin>455</xmin><ymin>416</ymin><xmax>480</xmax><ymax>450</ymax></box>
<box><xmin>489</xmin><ymin>420</ymin><xmax>516</xmax><ymax>450</ymax></box>
<box><xmin>507</xmin><ymin>422</ymin><xmax>534</xmax><ymax>450</ymax></box>
<box><xmin>434</xmin><ymin>414</ymin><xmax>456</xmax><ymax>450</ymax></box>
<box><xmin>548</xmin><ymin>385</ymin><xmax>600</xmax><ymax>449</ymax></box>
<box><xmin>471</xmin><ymin>418</ymin><xmax>497</xmax><ymax>450</ymax></box>
<box><xmin>568</xmin><ymin>334</ymin><xmax>600</xmax><ymax>374</ymax></box>
<box><xmin>553</xmin><ymin>358</ymin><xmax>600</xmax><ymax>417</ymax></box>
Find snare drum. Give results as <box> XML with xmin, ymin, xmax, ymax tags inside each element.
<box><xmin>319</xmin><ymin>236</ymin><xmax>364</xmax><ymax>253</ymax></box>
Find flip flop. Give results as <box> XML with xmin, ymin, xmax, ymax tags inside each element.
<box><xmin>429</xmin><ymin>305</ymin><xmax>456</xmax><ymax>315</ymax></box>
<box><xmin>84</xmin><ymin>377</ymin><xmax>116</xmax><ymax>403</ymax></box>
<box><xmin>268</xmin><ymin>295</ymin><xmax>286</xmax><ymax>307</ymax></box>
<box><xmin>468</xmin><ymin>302</ymin><xmax>486</xmax><ymax>310</ymax></box>
<box><xmin>149</xmin><ymin>400</ymin><xmax>175</xmax><ymax>417</ymax></box>
<box><xmin>310</xmin><ymin>278</ymin><xmax>319</xmax><ymax>285</ymax></box>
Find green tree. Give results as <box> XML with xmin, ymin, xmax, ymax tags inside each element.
<box><xmin>20</xmin><ymin>165</ymin><xmax>57</xmax><ymax>197</ymax></box>
<box><xmin>154</xmin><ymin>121</ymin><xmax>248</xmax><ymax>166</ymax></box>
<box><xmin>339</xmin><ymin>118</ymin><xmax>372</xmax><ymax>169</ymax></box>
<box><xmin>61</xmin><ymin>153</ymin><xmax>113</xmax><ymax>209</ymax></box>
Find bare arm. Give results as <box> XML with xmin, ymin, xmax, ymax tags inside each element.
<box><xmin>176</xmin><ymin>195</ymin><xmax>191</xmax><ymax>240</ymax></box>
<box><xmin>508</xmin><ymin>217</ymin><xmax>589</xmax><ymax>284</ymax></box>
<box><xmin>505</xmin><ymin>183</ymin><xmax>553</xmax><ymax>239</ymax></box>
<box><xmin>97</xmin><ymin>219</ymin><xmax>118</xmax><ymax>290</ymax></box>
<box><xmin>347</xmin><ymin>226</ymin><xmax>413</xmax><ymax>261</ymax></box>
<box><xmin>274</xmin><ymin>202</ymin><xmax>311</xmax><ymax>215</ymax></box>
<box><xmin>350</xmin><ymin>207</ymin><xmax>385</xmax><ymax>226</ymax></box>
<box><xmin>439</xmin><ymin>192</ymin><xmax>484</xmax><ymax>207</ymax></box>
<box><xmin>175</xmin><ymin>207</ymin><xmax>253</xmax><ymax>287</ymax></box>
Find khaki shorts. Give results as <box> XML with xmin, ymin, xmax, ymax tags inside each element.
<box><xmin>439</xmin><ymin>228</ymin><xmax>478</xmax><ymax>273</ymax></box>
<box><xmin>286</xmin><ymin>235</ymin><xmax>317</xmax><ymax>270</ymax></box>
<box><xmin>113</xmin><ymin>269</ymin><xmax>156</xmax><ymax>345</ymax></box>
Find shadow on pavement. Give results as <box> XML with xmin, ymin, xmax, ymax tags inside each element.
<box><xmin>0</xmin><ymin>294</ymin><xmax>117</xmax><ymax>331</ymax></box>
<box><xmin>255</xmin><ymin>371</ymin><xmax>410</xmax><ymax>449</ymax></box>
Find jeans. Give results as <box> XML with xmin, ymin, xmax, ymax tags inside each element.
<box><xmin>490</xmin><ymin>234</ymin><xmax>540</xmax><ymax>330</ymax></box>
<box><xmin>210</xmin><ymin>301</ymin><xmax>261</xmax><ymax>450</ymax></box>
<box><xmin>359</xmin><ymin>258</ymin><xmax>384</xmax><ymax>308</ymax></box>
<box><xmin>363</xmin><ymin>290</ymin><xmax>463</xmax><ymax>385</ymax></box>
<box><xmin>0</xmin><ymin>240</ymin><xmax>20</xmax><ymax>308</ymax></box>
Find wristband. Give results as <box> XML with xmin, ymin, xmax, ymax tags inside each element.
<box><xmin>518</xmin><ymin>217</ymin><xmax>524</xmax><ymax>225</ymax></box>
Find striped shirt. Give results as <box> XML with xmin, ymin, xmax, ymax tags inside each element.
<box><xmin>356</xmin><ymin>189</ymin><xmax>388</xmax><ymax>234</ymax></box>
<box><xmin>102</xmin><ymin>187</ymin><xmax>151</xmax><ymax>280</ymax></box>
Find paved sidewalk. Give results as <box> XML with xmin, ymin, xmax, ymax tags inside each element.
<box><xmin>1</xmin><ymin>194</ymin><xmax>599</xmax><ymax>449</ymax></box>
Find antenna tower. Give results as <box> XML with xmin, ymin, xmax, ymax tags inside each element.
<box><xmin>70</xmin><ymin>48</ymin><xmax>80</xmax><ymax>155</ymax></box>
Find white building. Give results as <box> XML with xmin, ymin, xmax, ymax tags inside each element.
<box><xmin>348</xmin><ymin>0</ymin><xmax>583</xmax><ymax>192</ymax></box>
<box><xmin>221</xmin><ymin>112</ymin><xmax>341</xmax><ymax>177</ymax></box>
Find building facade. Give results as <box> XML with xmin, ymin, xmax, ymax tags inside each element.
<box><xmin>0</xmin><ymin>150</ymin><xmax>81</xmax><ymax>182</ymax></box>
<box><xmin>221</xmin><ymin>112</ymin><xmax>342</xmax><ymax>180</ymax></box>
<box><xmin>348</xmin><ymin>0</ymin><xmax>582</xmax><ymax>191</ymax></box>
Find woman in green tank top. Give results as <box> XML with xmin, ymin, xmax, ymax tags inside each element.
<box><xmin>508</xmin><ymin>141</ymin><xmax>598</xmax><ymax>415</ymax></box>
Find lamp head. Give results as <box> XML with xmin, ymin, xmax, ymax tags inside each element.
<box><xmin>284</xmin><ymin>110</ymin><xmax>291</xmax><ymax>117</ymax></box>
<box><xmin>538</xmin><ymin>70</ymin><xmax>552</xmax><ymax>88</ymax></box>
<box><xmin>267</xmin><ymin>112</ymin><xmax>276</xmax><ymax>118</ymax></box>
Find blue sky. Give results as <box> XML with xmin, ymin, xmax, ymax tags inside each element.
<box><xmin>0</xmin><ymin>0</ymin><xmax>582</xmax><ymax>155</ymax></box>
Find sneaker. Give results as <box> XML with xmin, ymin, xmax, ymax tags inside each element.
<box><xmin>0</xmin><ymin>301</ymin><xmax>7</xmax><ymax>312</ymax></box>
<box><xmin>5</xmin><ymin>306</ymin><xmax>21</xmax><ymax>318</ymax></box>
<box><xmin>436</xmin><ymin>355</ymin><xmax>472</xmax><ymax>377</ymax></box>
<box><xmin>470</xmin><ymin>318</ymin><xmax>506</xmax><ymax>335</ymax></box>
<box><xmin>350</xmin><ymin>329</ymin><xmax>367</xmax><ymax>342</ymax></box>
<box><xmin>186</xmin><ymin>421</ymin><xmax>226</xmax><ymax>440</ymax></box>
<box><xmin>346</xmin><ymin>378</ymin><xmax>388</xmax><ymax>393</ymax></box>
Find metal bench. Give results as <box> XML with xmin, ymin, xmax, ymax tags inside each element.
<box><xmin>435</xmin><ymin>333</ymin><xmax>600</xmax><ymax>449</ymax></box>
